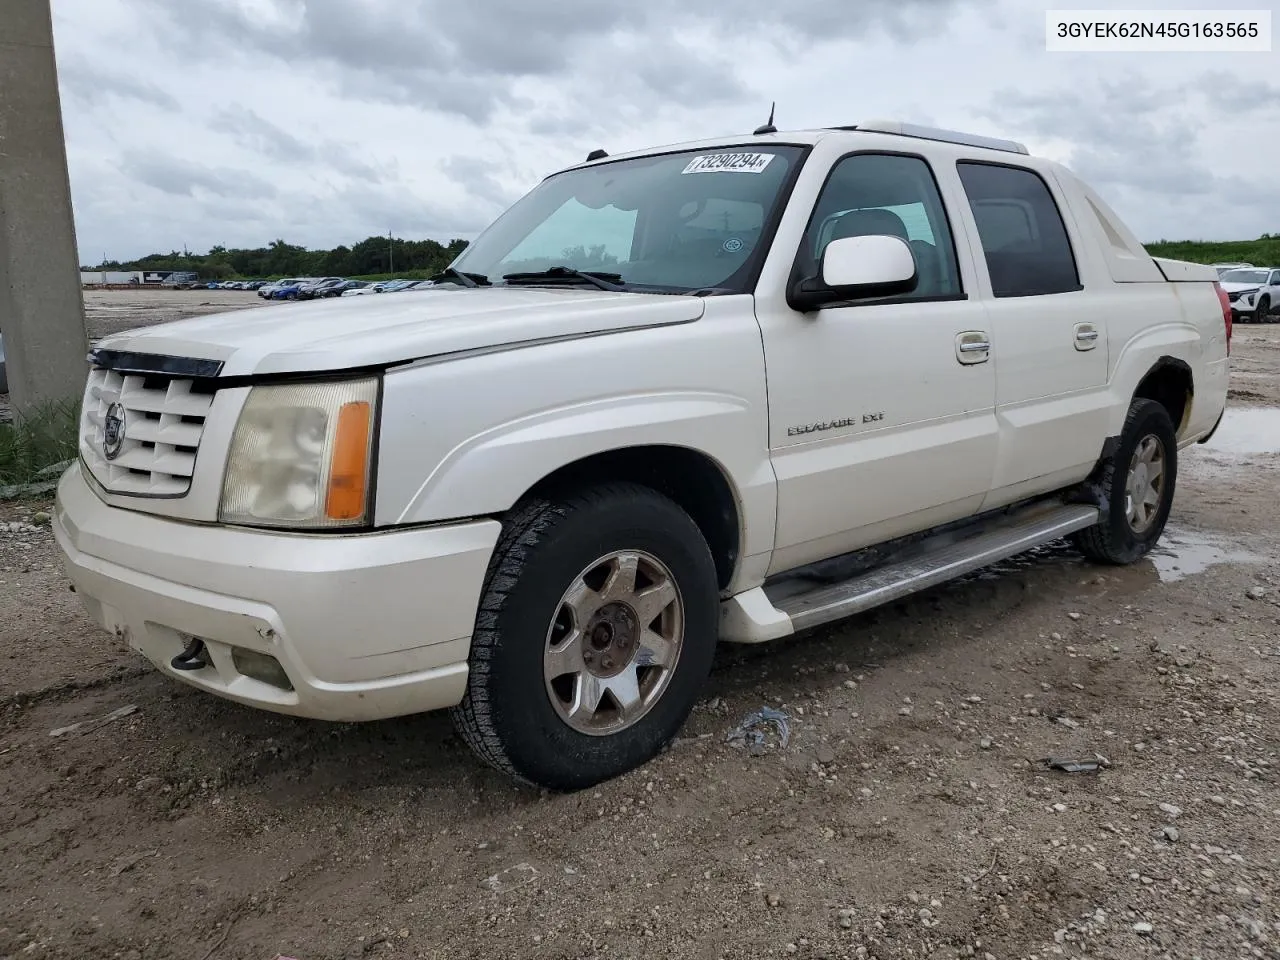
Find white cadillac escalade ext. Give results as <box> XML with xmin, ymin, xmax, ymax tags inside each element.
<box><xmin>53</xmin><ymin>120</ymin><xmax>1231</xmax><ymax>790</ymax></box>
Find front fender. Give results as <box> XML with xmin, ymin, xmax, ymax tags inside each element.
<box><xmin>398</xmin><ymin>391</ymin><xmax>759</xmax><ymax>520</ymax></box>
<box><xmin>373</xmin><ymin>311</ymin><xmax>776</xmax><ymax>577</ymax></box>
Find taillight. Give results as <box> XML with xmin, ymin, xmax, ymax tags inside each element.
<box><xmin>1214</xmin><ymin>281</ymin><xmax>1232</xmax><ymax>355</ymax></box>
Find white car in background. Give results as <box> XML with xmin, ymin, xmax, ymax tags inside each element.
<box><xmin>1219</xmin><ymin>267</ymin><xmax>1280</xmax><ymax>323</ymax></box>
<box><xmin>1211</xmin><ymin>261</ymin><xmax>1253</xmax><ymax>277</ymax></box>
<box><xmin>340</xmin><ymin>281</ymin><xmax>385</xmax><ymax>297</ymax></box>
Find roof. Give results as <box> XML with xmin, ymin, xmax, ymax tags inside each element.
<box><xmin>560</xmin><ymin>120</ymin><xmax>1032</xmax><ymax>176</ymax></box>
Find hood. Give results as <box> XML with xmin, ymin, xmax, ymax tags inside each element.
<box><xmin>1220</xmin><ymin>281</ymin><xmax>1262</xmax><ymax>293</ymax></box>
<box><xmin>94</xmin><ymin>287</ymin><xmax>707</xmax><ymax>377</ymax></box>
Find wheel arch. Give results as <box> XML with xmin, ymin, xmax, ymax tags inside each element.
<box><xmin>1133</xmin><ymin>355</ymin><xmax>1194</xmax><ymax>436</ymax></box>
<box><xmin>516</xmin><ymin>444</ymin><xmax>744</xmax><ymax>592</ymax></box>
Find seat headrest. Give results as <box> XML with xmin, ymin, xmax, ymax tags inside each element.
<box><xmin>830</xmin><ymin>208</ymin><xmax>910</xmax><ymax>242</ymax></box>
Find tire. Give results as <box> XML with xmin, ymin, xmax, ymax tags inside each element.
<box><xmin>451</xmin><ymin>483</ymin><xmax>719</xmax><ymax>791</ymax></box>
<box><xmin>1257</xmin><ymin>296</ymin><xmax>1271</xmax><ymax>323</ymax></box>
<box><xmin>1072</xmin><ymin>398</ymin><xmax>1177</xmax><ymax>565</ymax></box>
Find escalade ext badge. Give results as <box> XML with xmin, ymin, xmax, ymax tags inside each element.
<box><xmin>787</xmin><ymin>418</ymin><xmax>857</xmax><ymax>436</ymax></box>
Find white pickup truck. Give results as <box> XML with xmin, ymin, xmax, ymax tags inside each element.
<box><xmin>53</xmin><ymin>120</ymin><xmax>1231</xmax><ymax>790</ymax></box>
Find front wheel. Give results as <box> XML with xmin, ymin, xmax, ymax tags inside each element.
<box><xmin>451</xmin><ymin>483</ymin><xmax>719</xmax><ymax>791</ymax></box>
<box><xmin>1072</xmin><ymin>398</ymin><xmax>1178</xmax><ymax>565</ymax></box>
<box><xmin>1257</xmin><ymin>296</ymin><xmax>1272</xmax><ymax>323</ymax></box>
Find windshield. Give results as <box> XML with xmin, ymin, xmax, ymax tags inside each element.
<box><xmin>448</xmin><ymin>145</ymin><xmax>806</xmax><ymax>293</ymax></box>
<box><xmin>1221</xmin><ymin>269</ymin><xmax>1269</xmax><ymax>284</ymax></box>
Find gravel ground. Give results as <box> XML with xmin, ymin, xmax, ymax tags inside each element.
<box><xmin>1</xmin><ymin>296</ymin><xmax>1279</xmax><ymax>960</ymax></box>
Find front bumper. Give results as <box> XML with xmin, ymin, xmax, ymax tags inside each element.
<box><xmin>53</xmin><ymin>463</ymin><xmax>501</xmax><ymax>721</ymax></box>
<box><xmin>1228</xmin><ymin>294</ymin><xmax>1255</xmax><ymax>319</ymax></box>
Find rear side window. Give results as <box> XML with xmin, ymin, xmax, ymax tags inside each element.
<box><xmin>956</xmin><ymin>161</ymin><xmax>1082</xmax><ymax>298</ymax></box>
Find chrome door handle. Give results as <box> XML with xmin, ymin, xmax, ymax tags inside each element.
<box><xmin>956</xmin><ymin>331</ymin><xmax>991</xmax><ymax>365</ymax></box>
<box><xmin>1074</xmin><ymin>323</ymin><xmax>1100</xmax><ymax>351</ymax></box>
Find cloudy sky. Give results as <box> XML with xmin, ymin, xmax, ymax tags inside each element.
<box><xmin>50</xmin><ymin>0</ymin><xmax>1277</xmax><ymax>264</ymax></box>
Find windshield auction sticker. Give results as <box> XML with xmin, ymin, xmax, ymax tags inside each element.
<box><xmin>681</xmin><ymin>153</ymin><xmax>775</xmax><ymax>174</ymax></box>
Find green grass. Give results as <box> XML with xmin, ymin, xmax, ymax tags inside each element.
<box><xmin>1144</xmin><ymin>237</ymin><xmax>1280</xmax><ymax>267</ymax></box>
<box><xmin>0</xmin><ymin>399</ymin><xmax>79</xmax><ymax>490</ymax></box>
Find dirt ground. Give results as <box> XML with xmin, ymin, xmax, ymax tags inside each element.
<box><xmin>2</xmin><ymin>294</ymin><xmax>1280</xmax><ymax>960</ymax></box>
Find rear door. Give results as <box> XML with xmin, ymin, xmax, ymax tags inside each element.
<box><xmin>953</xmin><ymin>160</ymin><xmax>1111</xmax><ymax>509</ymax></box>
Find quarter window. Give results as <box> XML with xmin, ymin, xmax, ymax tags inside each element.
<box><xmin>956</xmin><ymin>162</ymin><xmax>1082</xmax><ymax>298</ymax></box>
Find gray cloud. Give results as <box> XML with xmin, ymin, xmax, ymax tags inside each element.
<box><xmin>440</xmin><ymin>156</ymin><xmax>519</xmax><ymax>210</ymax></box>
<box><xmin>210</xmin><ymin>109</ymin><xmax>381</xmax><ymax>180</ymax></box>
<box><xmin>120</xmin><ymin>152</ymin><xmax>278</xmax><ymax>201</ymax></box>
<box><xmin>323</xmin><ymin>182</ymin><xmax>491</xmax><ymax>240</ymax></box>
<box><xmin>1194</xmin><ymin>71</ymin><xmax>1280</xmax><ymax>114</ymax></box>
<box><xmin>985</xmin><ymin>72</ymin><xmax>1279</xmax><ymax>240</ymax></box>
<box><xmin>209</xmin><ymin>110</ymin><xmax>315</xmax><ymax>166</ymax></box>
<box><xmin>133</xmin><ymin>0</ymin><xmax>984</xmax><ymax>123</ymax></box>
<box><xmin>51</xmin><ymin>0</ymin><xmax>1278</xmax><ymax>261</ymax></box>
<box><xmin>58</xmin><ymin>61</ymin><xmax>180</xmax><ymax>112</ymax></box>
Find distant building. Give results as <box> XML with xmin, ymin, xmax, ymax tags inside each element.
<box><xmin>80</xmin><ymin>270</ymin><xmax>143</xmax><ymax>285</ymax></box>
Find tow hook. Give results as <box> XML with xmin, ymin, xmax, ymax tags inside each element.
<box><xmin>171</xmin><ymin>636</ymin><xmax>209</xmax><ymax>671</ymax></box>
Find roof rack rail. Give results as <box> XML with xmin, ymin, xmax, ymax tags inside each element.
<box><xmin>834</xmin><ymin>119</ymin><xmax>1029</xmax><ymax>155</ymax></box>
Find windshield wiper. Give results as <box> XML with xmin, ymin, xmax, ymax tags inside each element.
<box><xmin>501</xmin><ymin>266</ymin><xmax>627</xmax><ymax>292</ymax></box>
<box><xmin>429</xmin><ymin>267</ymin><xmax>491</xmax><ymax>288</ymax></box>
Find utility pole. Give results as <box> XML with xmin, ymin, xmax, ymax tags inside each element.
<box><xmin>388</xmin><ymin>228</ymin><xmax>394</xmax><ymax>275</ymax></box>
<box><xmin>0</xmin><ymin>0</ymin><xmax>89</xmax><ymax>414</ymax></box>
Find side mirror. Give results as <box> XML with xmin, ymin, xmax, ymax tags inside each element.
<box><xmin>788</xmin><ymin>234</ymin><xmax>918</xmax><ymax>312</ymax></box>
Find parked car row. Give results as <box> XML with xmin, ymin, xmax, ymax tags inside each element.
<box><xmin>257</xmin><ymin>277</ymin><xmax>437</xmax><ymax>300</ymax></box>
<box><xmin>1218</xmin><ymin>266</ymin><xmax>1280</xmax><ymax>323</ymax></box>
<box><xmin>173</xmin><ymin>279</ymin><xmax>270</xmax><ymax>290</ymax></box>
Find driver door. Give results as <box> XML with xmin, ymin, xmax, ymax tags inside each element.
<box><xmin>755</xmin><ymin>151</ymin><xmax>999</xmax><ymax>573</ymax></box>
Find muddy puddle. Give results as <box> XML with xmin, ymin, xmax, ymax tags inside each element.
<box><xmin>1148</xmin><ymin>527</ymin><xmax>1263</xmax><ymax>582</ymax></box>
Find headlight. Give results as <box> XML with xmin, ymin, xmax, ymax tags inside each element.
<box><xmin>219</xmin><ymin>377</ymin><xmax>378</xmax><ymax>529</ymax></box>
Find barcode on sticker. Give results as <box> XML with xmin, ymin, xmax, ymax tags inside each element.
<box><xmin>681</xmin><ymin>153</ymin><xmax>774</xmax><ymax>174</ymax></box>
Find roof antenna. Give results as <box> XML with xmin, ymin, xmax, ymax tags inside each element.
<box><xmin>753</xmin><ymin>102</ymin><xmax>777</xmax><ymax>136</ymax></box>
<box><xmin>585</xmin><ymin>148</ymin><xmax>608</xmax><ymax>161</ymax></box>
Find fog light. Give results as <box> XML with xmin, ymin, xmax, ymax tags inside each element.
<box><xmin>232</xmin><ymin>648</ymin><xmax>293</xmax><ymax>691</ymax></box>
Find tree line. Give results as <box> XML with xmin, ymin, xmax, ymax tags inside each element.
<box><xmin>86</xmin><ymin>235</ymin><xmax>472</xmax><ymax>280</ymax></box>
<box><xmin>87</xmin><ymin>232</ymin><xmax>1280</xmax><ymax>283</ymax></box>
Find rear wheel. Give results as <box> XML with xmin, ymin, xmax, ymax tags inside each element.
<box><xmin>1073</xmin><ymin>399</ymin><xmax>1178</xmax><ymax>565</ymax></box>
<box><xmin>451</xmin><ymin>483</ymin><xmax>719</xmax><ymax>790</ymax></box>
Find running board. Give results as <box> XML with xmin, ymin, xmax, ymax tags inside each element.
<box><xmin>719</xmin><ymin>503</ymin><xmax>1099</xmax><ymax>641</ymax></box>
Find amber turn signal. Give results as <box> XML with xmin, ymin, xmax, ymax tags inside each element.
<box><xmin>325</xmin><ymin>400</ymin><xmax>372</xmax><ymax>521</ymax></box>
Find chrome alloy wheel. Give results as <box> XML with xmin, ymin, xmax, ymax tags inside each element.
<box><xmin>543</xmin><ymin>550</ymin><xmax>685</xmax><ymax>736</ymax></box>
<box><xmin>1125</xmin><ymin>434</ymin><xmax>1166</xmax><ymax>533</ymax></box>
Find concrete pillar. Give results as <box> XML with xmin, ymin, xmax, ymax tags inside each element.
<box><xmin>0</xmin><ymin>0</ymin><xmax>89</xmax><ymax>415</ymax></box>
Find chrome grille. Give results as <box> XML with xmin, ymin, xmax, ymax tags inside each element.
<box><xmin>79</xmin><ymin>368</ymin><xmax>216</xmax><ymax>496</ymax></box>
